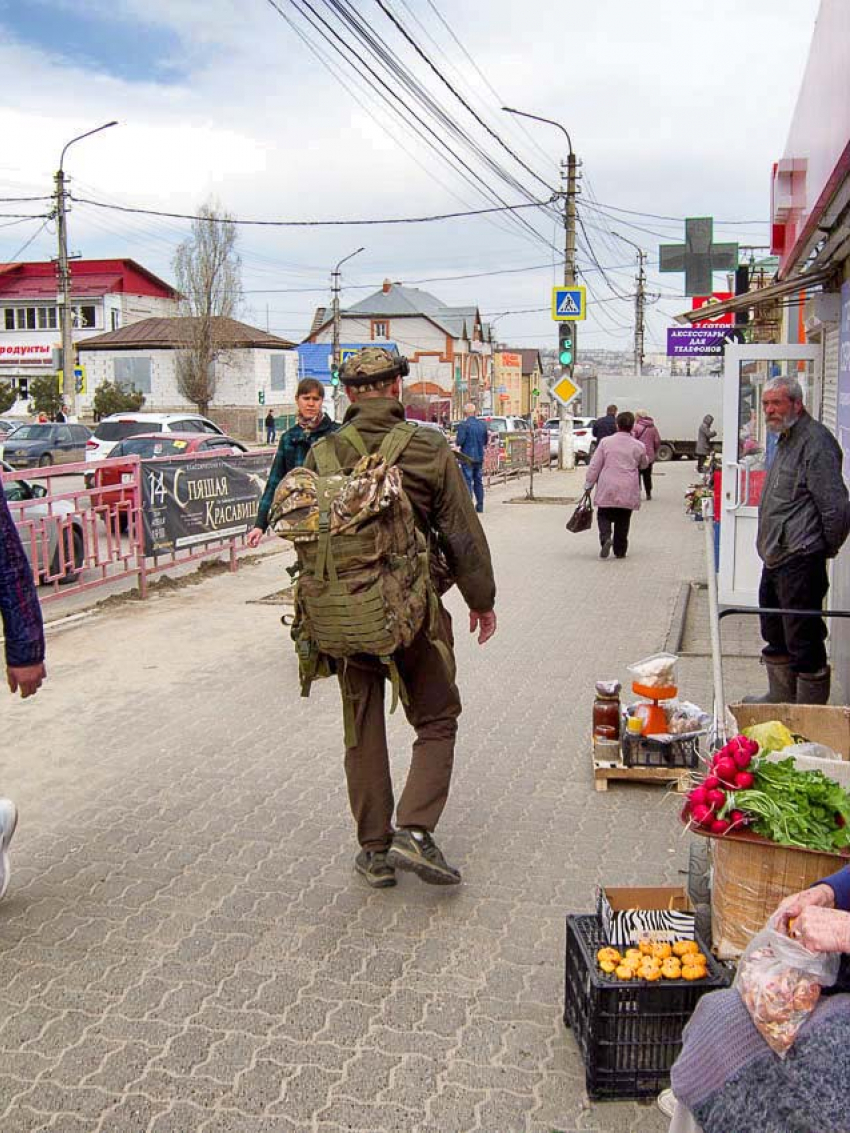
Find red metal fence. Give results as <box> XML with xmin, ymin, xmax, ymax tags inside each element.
<box><xmin>2</xmin><ymin>450</ymin><xmax>274</xmax><ymax>605</ymax></box>
<box><xmin>482</xmin><ymin>430</ymin><xmax>549</xmax><ymax>486</ymax></box>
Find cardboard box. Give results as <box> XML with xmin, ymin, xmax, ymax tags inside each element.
<box><xmin>709</xmin><ymin>704</ymin><xmax>850</xmax><ymax>959</ymax></box>
<box><xmin>729</xmin><ymin>703</ymin><xmax>850</xmax><ymax>758</ymax></box>
<box><xmin>597</xmin><ymin>886</ymin><xmax>695</xmax><ymax>946</ymax></box>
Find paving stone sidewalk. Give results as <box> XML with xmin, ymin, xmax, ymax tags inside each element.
<box><xmin>2</xmin><ymin>461</ymin><xmax>734</xmax><ymax>1132</ymax></box>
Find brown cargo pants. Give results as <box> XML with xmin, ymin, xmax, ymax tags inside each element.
<box><xmin>337</xmin><ymin>604</ymin><xmax>462</xmax><ymax>851</ymax></box>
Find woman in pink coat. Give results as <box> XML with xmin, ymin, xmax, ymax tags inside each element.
<box><xmin>633</xmin><ymin>409</ymin><xmax>662</xmax><ymax>500</ymax></box>
<box><xmin>584</xmin><ymin>411</ymin><xmax>648</xmax><ymax>559</ymax></box>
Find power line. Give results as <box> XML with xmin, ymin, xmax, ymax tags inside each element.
<box><xmin>373</xmin><ymin>0</ymin><xmax>555</xmax><ymax>194</ymax></box>
<box><xmin>4</xmin><ymin>219</ymin><xmax>51</xmax><ymax>263</ymax></box>
<box><xmin>581</xmin><ymin>198</ymin><xmax>768</xmax><ymax>226</ymax></box>
<box><xmin>70</xmin><ymin>193</ymin><xmax>553</xmax><ymax>227</ymax></box>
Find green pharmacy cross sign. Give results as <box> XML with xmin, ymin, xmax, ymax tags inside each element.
<box><xmin>659</xmin><ymin>216</ymin><xmax>738</xmax><ymax>297</ymax></box>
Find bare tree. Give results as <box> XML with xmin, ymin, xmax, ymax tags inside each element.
<box><xmin>172</xmin><ymin>200</ymin><xmax>242</xmax><ymax>414</ymax></box>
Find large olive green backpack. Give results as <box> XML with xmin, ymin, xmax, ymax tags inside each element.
<box><xmin>269</xmin><ymin>422</ymin><xmax>445</xmax><ymax>738</ymax></box>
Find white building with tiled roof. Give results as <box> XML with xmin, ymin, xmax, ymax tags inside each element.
<box><xmin>306</xmin><ymin>279</ymin><xmax>492</xmax><ymax>417</ymax></box>
<box><xmin>79</xmin><ymin>316</ymin><xmax>298</xmax><ymax>440</ymax></box>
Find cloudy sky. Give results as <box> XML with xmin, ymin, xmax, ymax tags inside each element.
<box><xmin>0</xmin><ymin>0</ymin><xmax>821</xmax><ymax>357</ymax></box>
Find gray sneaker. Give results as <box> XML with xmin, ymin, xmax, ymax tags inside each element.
<box><xmin>0</xmin><ymin>799</ymin><xmax>18</xmax><ymax>901</ymax></box>
<box><xmin>387</xmin><ymin>829</ymin><xmax>461</xmax><ymax>886</ymax></box>
<box><xmin>354</xmin><ymin>849</ymin><xmax>397</xmax><ymax>889</ymax></box>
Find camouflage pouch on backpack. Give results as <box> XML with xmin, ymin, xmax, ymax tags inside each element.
<box><xmin>268</xmin><ymin>422</ymin><xmax>432</xmax><ymax>710</ymax></box>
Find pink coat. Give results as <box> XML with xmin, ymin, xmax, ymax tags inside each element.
<box><xmin>633</xmin><ymin>416</ymin><xmax>661</xmax><ymax>463</ymax></box>
<box><xmin>584</xmin><ymin>431</ymin><xmax>648</xmax><ymax>510</ymax></box>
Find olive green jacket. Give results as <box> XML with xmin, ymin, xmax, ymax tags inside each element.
<box><xmin>305</xmin><ymin>399</ymin><xmax>496</xmax><ymax>613</ymax></box>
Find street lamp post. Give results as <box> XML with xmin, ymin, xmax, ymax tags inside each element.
<box><xmin>611</xmin><ymin>231</ymin><xmax>647</xmax><ymax>377</ymax></box>
<box><xmin>503</xmin><ymin>107</ymin><xmax>577</xmax><ymax>469</ymax></box>
<box><xmin>54</xmin><ymin>121</ymin><xmax>118</xmax><ymax>417</ymax></box>
<box><xmin>331</xmin><ymin>246</ymin><xmax>364</xmax><ymax>419</ymax></box>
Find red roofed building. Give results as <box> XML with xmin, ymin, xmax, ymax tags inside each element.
<box><xmin>0</xmin><ymin>259</ymin><xmax>179</xmax><ymax>406</ymax></box>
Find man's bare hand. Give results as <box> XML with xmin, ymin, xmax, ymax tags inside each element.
<box><xmin>7</xmin><ymin>662</ymin><xmax>46</xmax><ymax>699</ymax></box>
<box><xmin>246</xmin><ymin>527</ymin><xmax>265</xmax><ymax>549</ymax></box>
<box><xmin>469</xmin><ymin>609</ymin><xmax>497</xmax><ymax>645</ymax></box>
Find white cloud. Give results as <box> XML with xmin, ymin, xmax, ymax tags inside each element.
<box><xmin>0</xmin><ymin>0</ymin><xmax>823</xmax><ymax>347</ymax></box>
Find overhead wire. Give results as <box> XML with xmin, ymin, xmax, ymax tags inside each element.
<box><xmin>317</xmin><ymin>0</ymin><xmax>561</xmax><ymax>250</ymax></box>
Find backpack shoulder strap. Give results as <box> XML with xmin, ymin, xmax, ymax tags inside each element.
<box><xmin>311</xmin><ymin>435</ymin><xmax>342</xmax><ymax>476</ymax></box>
<box><xmin>379</xmin><ymin>421</ymin><xmax>417</xmax><ymax>467</ymax></box>
<box><xmin>337</xmin><ymin>423</ymin><xmax>368</xmax><ymax>459</ymax></box>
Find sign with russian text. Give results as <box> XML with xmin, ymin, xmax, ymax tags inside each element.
<box><xmin>691</xmin><ymin>293</ymin><xmax>734</xmax><ymax>326</ymax></box>
<box><xmin>666</xmin><ymin>327</ymin><xmax>734</xmax><ymax>357</ymax></box>
<box><xmin>0</xmin><ymin>343</ymin><xmax>53</xmax><ymax>365</ymax></box>
<box><xmin>140</xmin><ymin>451</ymin><xmax>273</xmax><ymax>556</ymax></box>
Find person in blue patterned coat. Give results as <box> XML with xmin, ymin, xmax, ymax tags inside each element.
<box><xmin>0</xmin><ymin>486</ymin><xmax>47</xmax><ymax>898</ymax></box>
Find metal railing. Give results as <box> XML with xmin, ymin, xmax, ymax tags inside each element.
<box><xmin>2</xmin><ymin>449</ymin><xmax>274</xmax><ymax>605</ymax></box>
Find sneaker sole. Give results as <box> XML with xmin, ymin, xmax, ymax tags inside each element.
<box><xmin>0</xmin><ymin>803</ymin><xmax>18</xmax><ymax>901</ymax></box>
<box><xmin>354</xmin><ymin>862</ymin><xmax>397</xmax><ymax>889</ymax></box>
<box><xmin>386</xmin><ymin>846</ymin><xmax>461</xmax><ymax>886</ymax></box>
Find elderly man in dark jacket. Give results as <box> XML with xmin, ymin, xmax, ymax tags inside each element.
<box><xmin>305</xmin><ymin>347</ymin><xmax>497</xmax><ymax>890</ymax></box>
<box><xmin>749</xmin><ymin>376</ymin><xmax>850</xmax><ymax>704</ymax></box>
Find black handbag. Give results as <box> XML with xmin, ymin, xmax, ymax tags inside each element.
<box><xmin>566</xmin><ymin>489</ymin><xmax>593</xmax><ymax>533</ymax></box>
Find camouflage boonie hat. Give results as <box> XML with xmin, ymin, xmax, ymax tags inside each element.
<box><xmin>340</xmin><ymin>346</ymin><xmax>404</xmax><ymax>388</ymax></box>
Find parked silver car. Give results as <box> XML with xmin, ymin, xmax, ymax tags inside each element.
<box><xmin>1</xmin><ymin>460</ymin><xmax>84</xmax><ymax>584</ymax></box>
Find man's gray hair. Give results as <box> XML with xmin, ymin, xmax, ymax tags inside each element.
<box><xmin>764</xmin><ymin>375</ymin><xmax>804</xmax><ymax>402</ymax></box>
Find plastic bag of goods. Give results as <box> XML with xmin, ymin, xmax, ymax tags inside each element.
<box><xmin>733</xmin><ymin>923</ymin><xmax>840</xmax><ymax>1057</ymax></box>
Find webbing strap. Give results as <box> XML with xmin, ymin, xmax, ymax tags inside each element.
<box><xmin>338</xmin><ymin>423</ymin><xmax>369</xmax><ymax>458</ymax></box>
<box><xmin>312</xmin><ymin>436</ymin><xmax>341</xmax><ymax>476</ymax></box>
<box><xmin>379</xmin><ymin>421</ymin><xmax>417</xmax><ymax>467</ymax></box>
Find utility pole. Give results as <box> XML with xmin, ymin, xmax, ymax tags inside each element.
<box><xmin>502</xmin><ymin>108</ymin><xmax>577</xmax><ymax>470</ymax></box>
<box><xmin>635</xmin><ymin>247</ymin><xmax>646</xmax><ymax>377</ymax></box>
<box><xmin>53</xmin><ymin>121</ymin><xmax>118</xmax><ymax>418</ymax></box>
<box><xmin>53</xmin><ymin>167</ymin><xmax>74</xmax><ymax>412</ymax></box>
<box><xmin>330</xmin><ymin>246</ymin><xmax>364</xmax><ymax>421</ymax></box>
<box><xmin>612</xmin><ymin>231</ymin><xmax>646</xmax><ymax>377</ymax></box>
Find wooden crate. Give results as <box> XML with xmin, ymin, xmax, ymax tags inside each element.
<box><xmin>593</xmin><ymin>764</ymin><xmax>690</xmax><ymax>792</ymax></box>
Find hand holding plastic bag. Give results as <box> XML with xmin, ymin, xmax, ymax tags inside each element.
<box><xmin>734</xmin><ymin>922</ymin><xmax>840</xmax><ymax>1057</ymax></box>
<box><xmin>789</xmin><ymin>906</ymin><xmax>850</xmax><ymax>955</ymax></box>
<box><xmin>774</xmin><ymin>883</ymin><xmax>835</xmax><ymax>936</ymax></box>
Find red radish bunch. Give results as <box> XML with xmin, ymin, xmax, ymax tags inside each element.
<box><xmin>681</xmin><ymin>735</ymin><xmax>760</xmax><ymax>835</ymax></box>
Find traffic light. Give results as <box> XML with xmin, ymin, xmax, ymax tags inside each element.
<box><xmin>330</xmin><ymin>364</ymin><xmax>340</xmax><ymax>387</ymax></box>
<box><xmin>558</xmin><ymin>322</ymin><xmax>575</xmax><ymax>368</ymax></box>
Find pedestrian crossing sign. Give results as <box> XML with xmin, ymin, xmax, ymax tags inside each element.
<box><xmin>551</xmin><ymin>286</ymin><xmax>586</xmax><ymax>321</ymax></box>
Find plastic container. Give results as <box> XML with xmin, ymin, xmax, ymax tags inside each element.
<box><xmin>563</xmin><ymin>914</ymin><xmax>730</xmax><ymax>1100</ymax></box>
<box><xmin>627</xmin><ymin>652</ymin><xmax>679</xmax><ymax>691</ymax></box>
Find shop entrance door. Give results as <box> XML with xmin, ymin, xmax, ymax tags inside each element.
<box><xmin>718</xmin><ymin>343</ymin><xmax>820</xmax><ymax>607</ymax></box>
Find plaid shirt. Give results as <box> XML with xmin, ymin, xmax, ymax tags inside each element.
<box><xmin>0</xmin><ymin>489</ymin><xmax>45</xmax><ymax>668</ymax></box>
<box><xmin>255</xmin><ymin>414</ymin><xmax>339</xmax><ymax>532</ymax></box>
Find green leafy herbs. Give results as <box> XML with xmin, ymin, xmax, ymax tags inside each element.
<box><xmin>725</xmin><ymin>758</ymin><xmax>850</xmax><ymax>853</ymax></box>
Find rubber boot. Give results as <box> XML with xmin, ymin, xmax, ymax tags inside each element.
<box><xmin>743</xmin><ymin>655</ymin><xmax>797</xmax><ymax>704</ymax></box>
<box><xmin>796</xmin><ymin>666</ymin><xmax>831</xmax><ymax>705</ymax></box>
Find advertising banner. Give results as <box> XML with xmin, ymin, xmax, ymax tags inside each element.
<box><xmin>140</xmin><ymin>452</ymin><xmax>273</xmax><ymax>556</ymax></box>
<box><xmin>666</xmin><ymin>327</ymin><xmax>737</xmax><ymax>357</ymax></box>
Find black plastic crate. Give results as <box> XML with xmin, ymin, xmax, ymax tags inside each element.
<box><xmin>563</xmin><ymin>914</ymin><xmax>729</xmax><ymax>1101</ymax></box>
<box><xmin>621</xmin><ymin>730</ymin><xmax>700</xmax><ymax>770</ymax></box>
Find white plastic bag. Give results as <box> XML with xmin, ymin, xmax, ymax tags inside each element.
<box><xmin>733</xmin><ymin>922</ymin><xmax>840</xmax><ymax>1057</ymax></box>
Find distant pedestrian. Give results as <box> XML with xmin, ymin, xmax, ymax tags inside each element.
<box><xmin>264</xmin><ymin>409</ymin><xmax>276</xmax><ymax>445</ymax></box>
<box><xmin>633</xmin><ymin>409</ymin><xmax>661</xmax><ymax>500</ymax></box>
<box><xmin>53</xmin><ymin>407</ymin><xmax>66</xmax><ymax>424</ymax></box>
<box><xmin>696</xmin><ymin>414</ymin><xmax>717</xmax><ymax>472</ymax></box>
<box><xmin>591</xmin><ymin>404</ymin><xmax>618</xmax><ymax>446</ymax></box>
<box><xmin>0</xmin><ymin>489</ymin><xmax>47</xmax><ymax>900</ymax></box>
<box><xmin>37</xmin><ymin>412</ymin><xmax>48</xmax><ymax>424</ymax></box>
<box><xmin>455</xmin><ymin>402</ymin><xmax>489</xmax><ymax>513</ymax></box>
<box><xmin>584</xmin><ymin>411</ymin><xmax>648</xmax><ymax>560</ymax></box>
<box><xmin>247</xmin><ymin>379</ymin><xmax>339</xmax><ymax>547</ymax></box>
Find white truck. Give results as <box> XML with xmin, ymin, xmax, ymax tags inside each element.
<box><xmin>579</xmin><ymin>374</ymin><xmax>723</xmax><ymax>461</ymax></box>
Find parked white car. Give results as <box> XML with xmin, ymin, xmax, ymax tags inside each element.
<box><xmin>482</xmin><ymin>415</ymin><xmax>530</xmax><ymax>434</ymax></box>
<box><xmin>545</xmin><ymin>416</ymin><xmax>596</xmax><ymax>463</ymax></box>
<box><xmin>86</xmin><ymin>412</ymin><xmax>225</xmax><ymax>463</ymax></box>
<box><xmin>1</xmin><ymin>460</ymin><xmax>84</xmax><ymax>584</ymax></box>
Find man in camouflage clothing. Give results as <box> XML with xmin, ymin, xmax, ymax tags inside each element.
<box><xmin>305</xmin><ymin>347</ymin><xmax>497</xmax><ymax>889</ymax></box>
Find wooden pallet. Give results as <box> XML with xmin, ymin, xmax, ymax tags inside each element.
<box><xmin>593</xmin><ymin>763</ymin><xmax>691</xmax><ymax>792</ymax></box>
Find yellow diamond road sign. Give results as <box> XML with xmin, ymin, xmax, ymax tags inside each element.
<box><xmin>552</xmin><ymin>373</ymin><xmax>579</xmax><ymax>407</ymax></box>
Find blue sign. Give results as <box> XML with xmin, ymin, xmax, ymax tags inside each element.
<box><xmin>551</xmin><ymin>286</ymin><xmax>586</xmax><ymax>321</ymax></box>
